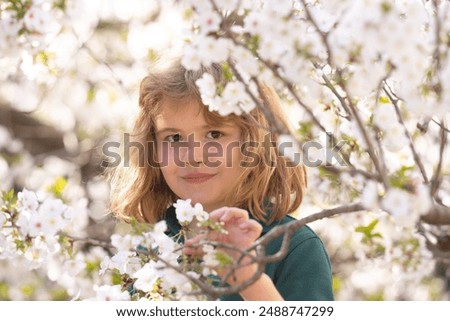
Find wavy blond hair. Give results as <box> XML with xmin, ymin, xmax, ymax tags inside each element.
<box><xmin>108</xmin><ymin>59</ymin><xmax>307</xmax><ymax>224</ymax></box>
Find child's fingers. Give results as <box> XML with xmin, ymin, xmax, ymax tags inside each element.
<box><xmin>183</xmin><ymin>235</ymin><xmax>205</xmax><ymax>257</ymax></box>
<box><xmin>210</xmin><ymin>207</ymin><xmax>249</xmax><ymax>224</ymax></box>
<box><xmin>239</xmin><ymin>220</ymin><xmax>263</xmax><ymax>240</ymax></box>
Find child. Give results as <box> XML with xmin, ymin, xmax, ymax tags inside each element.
<box><xmin>109</xmin><ymin>58</ymin><xmax>334</xmax><ymax>301</ymax></box>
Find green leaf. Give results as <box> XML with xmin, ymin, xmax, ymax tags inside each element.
<box><xmin>380</xmin><ymin>2</ymin><xmax>392</xmax><ymax>14</ymax></box>
<box><xmin>355</xmin><ymin>219</ymin><xmax>381</xmax><ymax>241</ymax></box>
<box><xmin>378</xmin><ymin>96</ymin><xmax>390</xmax><ymax>104</ymax></box>
<box><xmin>86</xmin><ymin>260</ymin><xmax>100</xmax><ymax>275</ymax></box>
<box><xmin>215</xmin><ymin>251</ymin><xmax>233</xmax><ymax>266</ymax></box>
<box><xmin>53</xmin><ymin>0</ymin><xmax>67</xmax><ymax>11</ymax></box>
<box><xmin>332</xmin><ymin>275</ymin><xmax>342</xmax><ymax>293</ymax></box>
<box><xmin>183</xmin><ymin>7</ymin><xmax>195</xmax><ymax>20</ymax></box>
<box><xmin>297</xmin><ymin>121</ymin><xmax>313</xmax><ymax>140</ymax></box>
<box><xmin>20</xmin><ymin>284</ymin><xmax>36</xmax><ymax>298</ymax></box>
<box><xmin>87</xmin><ymin>86</ymin><xmax>96</xmax><ymax>103</ymax></box>
<box><xmin>14</xmin><ymin>239</ymin><xmax>26</xmax><ymax>253</ymax></box>
<box><xmin>221</xmin><ymin>62</ymin><xmax>234</xmax><ymax>82</ymax></box>
<box><xmin>51</xmin><ymin>288</ymin><xmax>70</xmax><ymax>301</ymax></box>
<box><xmin>147</xmin><ymin>49</ymin><xmax>159</xmax><ymax>62</ymax></box>
<box><xmin>388</xmin><ymin>165</ymin><xmax>415</xmax><ymax>189</ymax></box>
<box><xmin>1</xmin><ymin>189</ymin><xmax>17</xmax><ymax>208</ymax></box>
<box><xmin>46</xmin><ymin>176</ymin><xmax>67</xmax><ymax>199</ymax></box>
<box><xmin>246</xmin><ymin>35</ymin><xmax>260</xmax><ymax>55</ymax></box>
<box><xmin>111</xmin><ymin>271</ymin><xmax>122</xmax><ymax>285</ymax></box>
<box><xmin>0</xmin><ymin>282</ymin><xmax>10</xmax><ymax>300</ymax></box>
<box><xmin>130</xmin><ymin>217</ymin><xmax>152</xmax><ymax>235</ymax></box>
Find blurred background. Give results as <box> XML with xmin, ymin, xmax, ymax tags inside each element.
<box><xmin>1</xmin><ymin>0</ymin><xmax>449</xmax><ymax>300</ymax></box>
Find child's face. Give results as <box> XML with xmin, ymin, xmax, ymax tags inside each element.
<box><xmin>155</xmin><ymin>97</ymin><xmax>245</xmax><ymax>212</ymax></box>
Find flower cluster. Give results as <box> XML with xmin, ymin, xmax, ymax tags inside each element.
<box><xmin>0</xmin><ymin>191</ymin><xmax>228</xmax><ymax>300</ymax></box>
<box><xmin>1</xmin><ymin>0</ymin><xmax>450</xmax><ymax>300</ymax></box>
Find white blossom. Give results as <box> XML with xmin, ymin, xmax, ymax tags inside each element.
<box><xmin>154</xmin><ymin>220</ymin><xmax>167</xmax><ymax>234</ymax></box>
<box><xmin>182</xmin><ymin>44</ymin><xmax>203</xmax><ymax>70</ymax></box>
<box><xmin>196</xmin><ymin>36</ymin><xmax>231</xmax><ymax>65</ymax></box>
<box><xmin>0</xmin><ymin>211</ymin><xmax>6</xmax><ymax>227</ymax></box>
<box><xmin>219</xmin><ymin>81</ymin><xmax>255</xmax><ymax>115</ymax></box>
<box><xmin>193</xmin><ymin>203</ymin><xmax>209</xmax><ymax>222</ymax></box>
<box><xmin>92</xmin><ymin>285</ymin><xmax>130</xmax><ymax>301</ymax></box>
<box><xmin>17</xmin><ymin>189</ymin><xmax>39</xmax><ymax>212</ymax></box>
<box><xmin>174</xmin><ymin>199</ymin><xmax>195</xmax><ymax>224</ymax></box>
<box><xmin>381</xmin><ymin>188</ymin><xmax>416</xmax><ymax>228</ymax></box>
<box><xmin>413</xmin><ymin>184</ymin><xmax>432</xmax><ymax>215</ymax></box>
<box><xmin>196</xmin><ymin>72</ymin><xmax>217</xmax><ymax>107</ymax></box>
<box><xmin>23</xmin><ymin>6</ymin><xmax>56</xmax><ymax>34</ymax></box>
<box><xmin>214</xmin><ymin>0</ymin><xmax>241</xmax><ymax>12</ymax></box>
<box><xmin>111</xmin><ymin>234</ymin><xmax>144</xmax><ymax>252</ymax></box>
<box><xmin>384</xmin><ymin>129</ymin><xmax>409</xmax><ymax>153</ymax></box>
<box><xmin>133</xmin><ymin>262</ymin><xmax>159</xmax><ymax>292</ymax></box>
<box><xmin>361</xmin><ymin>181</ymin><xmax>380</xmax><ymax>210</ymax></box>
<box><xmin>373</xmin><ymin>105</ymin><xmax>398</xmax><ymax>131</ymax></box>
<box><xmin>197</xmin><ymin>10</ymin><xmax>221</xmax><ymax>35</ymax></box>
<box><xmin>110</xmin><ymin>250</ymin><xmax>135</xmax><ymax>275</ymax></box>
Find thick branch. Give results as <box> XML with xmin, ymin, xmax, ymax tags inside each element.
<box><xmin>253</xmin><ymin>202</ymin><xmax>365</xmax><ymax>263</ymax></box>
<box><xmin>421</xmin><ymin>203</ymin><xmax>450</xmax><ymax>226</ymax></box>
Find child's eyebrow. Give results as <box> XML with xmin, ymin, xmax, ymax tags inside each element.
<box><xmin>156</xmin><ymin>124</ymin><xmax>232</xmax><ymax>136</ymax></box>
<box><xmin>155</xmin><ymin>127</ymin><xmax>180</xmax><ymax>136</ymax></box>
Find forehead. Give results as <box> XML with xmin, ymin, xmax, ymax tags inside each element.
<box><xmin>156</xmin><ymin>97</ymin><xmax>202</xmax><ymax>123</ymax></box>
<box><xmin>155</xmin><ymin>97</ymin><xmax>236</xmax><ymax>129</ymax></box>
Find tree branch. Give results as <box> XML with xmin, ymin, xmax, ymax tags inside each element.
<box><xmin>430</xmin><ymin>120</ymin><xmax>447</xmax><ymax>196</ymax></box>
<box><xmin>383</xmin><ymin>83</ymin><xmax>430</xmax><ymax>184</ymax></box>
<box><xmin>254</xmin><ymin>202</ymin><xmax>365</xmax><ymax>263</ymax></box>
<box><xmin>421</xmin><ymin>203</ymin><xmax>450</xmax><ymax>226</ymax></box>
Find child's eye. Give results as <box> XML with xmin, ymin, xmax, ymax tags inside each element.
<box><xmin>206</xmin><ymin>131</ymin><xmax>223</xmax><ymax>139</ymax></box>
<box><xmin>166</xmin><ymin>133</ymin><xmax>182</xmax><ymax>143</ymax></box>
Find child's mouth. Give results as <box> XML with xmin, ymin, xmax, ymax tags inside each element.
<box><xmin>182</xmin><ymin>173</ymin><xmax>216</xmax><ymax>184</ymax></box>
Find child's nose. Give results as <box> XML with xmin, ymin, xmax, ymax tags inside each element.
<box><xmin>180</xmin><ymin>138</ymin><xmax>204</xmax><ymax>166</ymax></box>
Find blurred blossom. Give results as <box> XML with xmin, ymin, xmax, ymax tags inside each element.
<box><xmin>18</xmin><ymin>189</ymin><xmax>39</xmax><ymax>212</ymax></box>
<box><xmin>0</xmin><ymin>0</ymin><xmax>449</xmax><ymax>301</ymax></box>
<box><xmin>381</xmin><ymin>188</ymin><xmax>416</xmax><ymax>228</ymax></box>
<box><xmin>92</xmin><ymin>285</ymin><xmax>130</xmax><ymax>301</ymax></box>
<box><xmin>112</xmin><ymin>0</ymin><xmax>159</xmax><ymax>22</ymax></box>
<box><xmin>133</xmin><ymin>262</ymin><xmax>159</xmax><ymax>293</ymax></box>
<box><xmin>23</xmin><ymin>6</ymin><xmax>55</xmax><ymax>34</ymax></box>
<box><xmin>360</xmin><ymin>181</ymin><xmax>380</xmax><ymax>210</ymax></box>
<box><xmin>0</xmin><ymin>158</ymin><xmax>11</xmax><ymax>190</ymax></box>
<box><xmin>196</xmin><ymin>10</ymin><xmax>221</xmax><ymax>34</ymax></box>
<box><xmin>87</xmin><ymin>179</ymin><xmax>110</xmax><ymax>201</ymax></box>
<box><xmin>0</xmin><ymin>211</ymin><xmax>6</xmax><ymax>227</ymax></box>
<box><xmin>0</xmin><ymin>18</ymin><xmax>21</xmax><ymax>52</ymax></box>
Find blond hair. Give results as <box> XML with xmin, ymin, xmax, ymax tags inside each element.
<box><xmin>108</xmin><ymin>59</ymin><xmax>307</xmax><ymax>224</ymax></box>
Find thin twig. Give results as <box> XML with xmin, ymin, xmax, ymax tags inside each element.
<box><xmin>224</xmin><ymin>33</ymin><xmax>329</xmax><ymax>134</ymax></box>
<box><xmin>299</xmin><ymin>0</ymin><xmax>334</xmax><ymax>68</ymax></box>
<box><xmin>430</xmin><ymin>120</ymin><xmax>447</xmax><ymax>196</ymax></box>
<box><xmin>319</xmin><ymin>164</ymin><xmax>382</xmax><ymax>182</ymax></box>
<box><xmin>65</xmin><ymin>235</ymin><xmax>115</xmax><ymax>250</ymax></box>
<box><xmin>299</xmin><ymin>0</ymin><xmax>387</xmax><ymax>187</ymax></box>
<box><xmin>383</xmin><ymin>83</ymin><xmax>430</xmax><ymax>184</ymax></box>
<box><xmin>431</xmin><ymin>118</ymin><xmax>450</xmax><ymax>133</ymax></box>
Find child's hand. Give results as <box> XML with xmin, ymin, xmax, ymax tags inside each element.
<box><xmin>184</xmin><ymin>207</ymin><xmax>263</xmax><ymax>286</ymax></box>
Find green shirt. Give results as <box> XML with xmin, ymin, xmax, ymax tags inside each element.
<box><xmin>164</xmin><ymin>206</ymin><xmax>334</xmax><ymax>301</ymax></box>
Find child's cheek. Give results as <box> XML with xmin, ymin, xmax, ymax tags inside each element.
<box><xmin>155</xmin><ymin>142</ymin><xmax>174</xmax><ymax>166</ymax></box>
